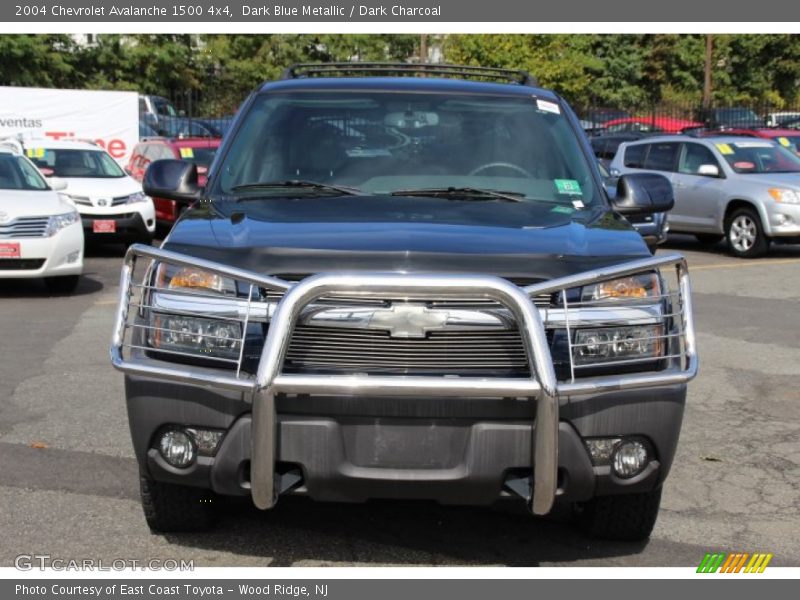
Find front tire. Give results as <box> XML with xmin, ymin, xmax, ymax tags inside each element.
<box><xmin>139</xmin><ymin>476</ymin><xmax>217</xmax><ymax>532</ymax></box>
<box><xmin>44</xmin><ymin>275</ymin><xmax>80</xmax><ymax>294</ymax></box>
<box><xmin>726</xmin><ymin>208</ymin><xmax>769</xmax><ymax>258</ymax></box>
<box><xmin>576</xmin><ymin>487</ymin><xmax>663</xmax><ymax>541</ymax></box>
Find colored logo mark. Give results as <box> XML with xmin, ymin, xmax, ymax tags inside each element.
<box><xmin>697</xmin><ymin>552</ymin><xmax>773</xmax><ymax>573</ymax></box>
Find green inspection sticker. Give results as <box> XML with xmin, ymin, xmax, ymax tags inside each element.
<box><xmin>554</xmin><ymin>179</ymin><xmax>582</xmax><ymax>196</ymax></box>
<box><xmin>551</xmin><ymin>205</ymin><xmax>575</xmax><ymax>214</ymax></box>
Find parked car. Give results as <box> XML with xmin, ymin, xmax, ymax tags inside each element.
<box><xmin>591</xmin><ymin>132</ymin><xmax>652</xmax><ymax>168</ymax></box>
<box><xmin>127</xmin><ymin>136</ymin><xmax>221</xmax><ymax>225</ymax></box>
<box><xmin>602</xmin><ymin>116</ymin><xmax>702</xmax><ymax>134</ymax></box>
<box><xmin>110</xmin><ymin>63</ymin><xmax>697</xmax><ymax>542</ymax></box>
<box><xmin>153</xmin><ymin>117</ymin><xmax>224</xmax><ymax>139</ymax></box>
<box><xmin>695</xmin><ymin>107</ymin><xmax>763</xmax><ymax>129</ymax></box>
<box><xmin>610</xmin><ymin>135</ymin><xmax>800</xmax><ymax>257</ymax></box>
<box><xmin>0</xmin><ymin>147</ymin><xmax>83</xmax><ymax>292</ymax></box>
<box><xmin>26</xmin><ymin>140</ymin><xmax>155</xmax><ymax>244</ymax></box>
<box><xmin>581</xmin><ymin>108</ymin><xmax>630</xmax><ymax>124</ymax></box>
<box><xmin>139</xmin><ymin>94</ymin><xmax>181</xmax><ymax>132</ymax></box>
<box><xmin>697</xmin><ymin>127</ymin><xmax>800</xmax><ymax>155</ymax></box>
<box><xmin>598</xmin><ymin>161</ymin><xmax>668</xmax><ymax>253</ymax></box>
<box><xmin>764</xmin><ymin>111</ymin><xmax>800</xmax><ymax>128</ymax></box>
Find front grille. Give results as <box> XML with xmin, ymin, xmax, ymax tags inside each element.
<box><xmin>0</xmin><ymin>258</ymin><xmax>45</xmax><ymax>270</ymax></box>
<box><xmin>284</xmin><ymin>325</ymin><xmax>530</xmax><ymax>376</ymax></box>
<box><xmin>111</xmin><ymin>195</ymin><xmax>130</xmax><ymax>206</ymax></box>
<box><xmin>0</xmin><ymin>217</ymin><xmax>49</xmax><ymax>239</ymax></box>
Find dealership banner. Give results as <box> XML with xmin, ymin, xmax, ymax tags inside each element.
<box><xmin>3</xmin><ymin>0</ymin><xmax>800</xmax><ymax>22</ymax></box>
<box><xmin>0</xmin><ymin>87</ymin><xmax>138</xmax><ymax>165</ymax></box>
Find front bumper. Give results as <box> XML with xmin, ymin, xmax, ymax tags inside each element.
<box><xmin>0</xmin><ymin>224</ymin><xmax>83</xmax><ymax>279</ymax></box>
<box><xmin>111</xmin><ymin>246</ymin><xmax>698</xmax><ymax>515</ymax></box>
<box><xmin>80</xmin><ymin>205</ymin><xmax>156</xmax><ymax>239</ymax></box>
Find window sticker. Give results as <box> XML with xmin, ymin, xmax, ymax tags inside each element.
<box><xmin>778</xmin><ymin>137</ymin><xmax>791</xmax><ymax>147</ymax></box>
<box><xmin>536</xmin><ymin>99</ymin><xmax>560</xmax><ymax>115</ymax></box>
<box><xmin>733</xmin><ymin>141</ymin><xmax>772</xmax><ymax>149</ymax></box>
<box><xmin>25</xmin><ymin>148</ymin><xmax>46</xmax><ymax>159</ymax></box>
<box><xmin>551</xmin><ymin>204</ymin><xmax>575</xmax><ymax>214</ymax></box>
<box><xmin>715</xmin><ymin>143</ymin><xmax>734</xmax><ymax>155</ymax></box>
<box><xmin>554</xmin><ymin>179</ymin><xmax>582</xmax><ymax>195</ymax></box>
<box><xmin>572</xmin><ymin>199</ymin><xmax>585</xmax><ymax>209</ymax></box>
<box><xmin>179</xmin><ymin>147</ymin><xmax>195</xmax><ymax>159</ymax></box>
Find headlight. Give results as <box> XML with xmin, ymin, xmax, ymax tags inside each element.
<box><xmin>148</xmin><ymin>314</ymin><xmax>242</xmax><ymax>360</ymax></box>
<box><xmin>125</xmin><ymin>191</ymin><xmax>149</xmax><ymax>204</ymax></box>
<box><xmin>580</xmin><ymin>273</ymin><xmax>660</xmax><ymax>302</ymax></box>
<box><xmin>573</xmin><ymin>324</ymin><xmax>664</xmax><ymax>365</ymax></box>
<box><xmin>155</xmin><ymin>264</ymin><xmax>237</xmax><ymax>295</ymax></box>
<box><xmin>768</xmin><ymin>188</ymin><xmax>800</xmax><ymax>204</ymax></box>
<box><xmin>45</xmin><ymin>211</ymin><xmax>80</xmax><ymax>236</ymax></box>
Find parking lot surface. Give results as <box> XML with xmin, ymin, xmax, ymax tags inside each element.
<box><xmin>1</xmin><ymin>236</ymin><xmax>798</xmax><ymax>567</ymax></box>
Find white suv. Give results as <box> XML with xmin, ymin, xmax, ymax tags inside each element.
<box><xmin>26</xmin><ymin>140</ymin><xmax>155</xmax><ymax>244</ymax></box>
<box><xmin>0</xmin><ymin>149</ymin><xmax>84</xmax><ymax>292</ymax></box>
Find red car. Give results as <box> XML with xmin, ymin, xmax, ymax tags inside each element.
<box><xmin>698</xmin><ymin>128</ymin><xmax>800</xmax><ymax>155</ymax></box>
<box><xmin>127</xmin><ymin>137</ymin><xmax>221</xmax><ymax>225</ymax></box>
<box><xmin>602</xmin><ymin>116</ymin><xmax>702</xmax><ymax>134</ymax></box>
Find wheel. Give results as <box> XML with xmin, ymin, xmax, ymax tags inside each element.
<box><xmin>694</xmin><ymin>233</ymin><xmax>723</xmax><ymax>245</ymax></box>
<box><xmin>139</xmin><ymin>476</ymin><xmax>218</xmax><ymax>532</ymax></box>
<box><xmin>725</xmin><ymin>207</ymin><xmax>769</xmax><ymax>258</ymax></box>
<box><xmin>575</xmin><ymin>487</ymin><xmax>662</xmax><ymax>541</ymax></box>
<box><xmin>468</xmin><ymin>162</ymin><xmax>534</xmax><ymax>177</ymax></box>
<box><xmin>44</xmin><ymin>275</ymin><xmax>80</xmax><ymax>294</ymax></box>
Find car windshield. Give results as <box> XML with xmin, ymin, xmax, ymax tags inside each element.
<box><xmin>180</xmin><ymin>147</ymin><xmax>217</xmax><ymax>168</ymax></box>
<box><xmin>153</xmin><ymin>97</ymin><xmax>178</xmax><ymax>117</ymax></box>
<box><xmin>31</xmin><ymin>148</ymin><xmax>126</xmax><ymax>179</ymax></box>
<box><xmin>0</xmin><ymin>154</ymin><xmax>49</xmax><ymax>191</ymax></box>
<box><xmin>214</xmin><ymin>90</ymin><xmax>602</xmax><ymax>209</ymax></box>
<box><xmin>714</xmin><ymin>140</ymin><xmax>800</xmax><ymax>174</ymax></box>
<box><xmin>771</xmin><ymin>135</ymin><xmax>800</xmax><ymax>156</ymax></box>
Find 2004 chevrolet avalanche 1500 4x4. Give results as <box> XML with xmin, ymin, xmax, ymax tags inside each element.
<box><xmin>110</xmin><ymin>63</ymin><xmax>698</xmax><ymax>541</ymax></box>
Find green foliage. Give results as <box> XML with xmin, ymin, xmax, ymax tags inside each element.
<box><xmin>0</xmin><ymin>34</ymin><xmax>799</xmax><ymax>116</ymax></box>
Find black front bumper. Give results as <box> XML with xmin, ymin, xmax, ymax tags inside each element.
<box><xmin>125</xmin><ymin>376</ymin><xmax>686</xmax><ymax>507</ymax></box>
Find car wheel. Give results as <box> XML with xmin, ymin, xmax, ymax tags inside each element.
<box><xmin>575</xmin><ymin>487</ymin><xmax>662</xmax><ymax>541</ymax></box>
<box><xmin>725</xmin><ymin>208</ymin><xmax>769</xmax><ymax>258</ymax></box>
<box><xmin>139</xmin><ymin>476</ymin><xmax>218</xmax><ymax>533</ymax></box>
<box><xmin>694</xmin><ymin>234</ymin><xmax>723</xmax><ymax>245</ymax></box>
<box><xmin>44</xmin><ymin>275</ymin><xmax>80</xmax><ymax>294</ymax></box>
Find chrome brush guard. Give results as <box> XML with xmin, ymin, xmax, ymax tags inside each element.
<box><xmin>111</xmin><ymin>244</ymin><xmax>698</xmax><ymax>516</ymax></box>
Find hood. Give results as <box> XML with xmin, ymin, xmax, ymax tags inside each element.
<box><xmin>57</xmin><ymin>176</ymin><xmax>142</xmax><ymax>206</ymax></box>
<box><xmin>0</xmin><ymin>189</ymin><xmax>74</xmax><ymax>219</ymax></box>
<box><xmin>163</xmin><ymin>195</ymin><xmax>649</xmax><ymax>280</ymax></box>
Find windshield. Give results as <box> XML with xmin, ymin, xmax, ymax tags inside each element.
<box><xmin>153</xmin><ymin>97</ymin><xmax>178</xmax><ymax>117</ymax></box>
<box><xmin>179</xmin><ymin>147</ymin><xmax>217</xmax><ymax>168</ymax></box>
<box><xmin>31</xmin><ymin>148</ymin><xmax>125</xmax><ymax>179</ymax></box>
<box><xmin>214</xmin><ymin>91</ymin><xmax>602</xmax><ymax>208</ymax></box>
<box><xmin>714</xmin><ymin>140</ymin><xmax>800</xmax><ymax>174</ymax></box>
<box><xmin>0</xmin><ymin>154</ymin><xmax>49</xmax><ymax>190</ymax></box>
<box><xmin>772</xmin><ymin>135</ymin><xmax>800</xmax><ymax>156</ymax></box>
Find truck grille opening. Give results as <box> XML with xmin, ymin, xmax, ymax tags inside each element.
<box><xmin>284</xmin><ymin>325</ymin><xmax>531</xmax><ymax>377</ymax></box>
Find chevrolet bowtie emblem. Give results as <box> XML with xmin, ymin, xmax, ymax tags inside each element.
<box><xmin>367</xmin><ymin>304</ymin><xmax>450</xmax><ymax>338</ymax></box>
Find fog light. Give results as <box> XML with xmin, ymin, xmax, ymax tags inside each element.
<box><xmin>158</xmin><ymin>429</ymin><xmax>196</xmax><ymax>468</ymax></box>
<box><xmin>66</xmin><ymin>251</ymin><xmax>80</xmax><ymax>264</ymax></box>
<box><xmin>612</xmin><ymin>440</ymin><xmax>649</xmax><ymax>478</ymax></box>
<box><xmin>584</xmin><ymin>437</ymin><xmax>622</xmax><ymax>465</ymax></box>
<box><xmin>185</xmin><ymin>428</ymin><xmax>225</xmax><ymax>456</ymax></box>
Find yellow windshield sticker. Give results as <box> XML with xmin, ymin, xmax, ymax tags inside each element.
<box><xmin>715</xmin><ymin>143</ymin><xmax>734</xmax><ymax>155</ymax></box>
<box><xmin>25</xmin><ymin>148</ymin><xmax>46</xmax><ymax>159</ymax></box>
<box><xmin>179</xmin><ymin>147</ymin><xmax>194</xmax><ymax>159</ymax></box>
<box><xmin>778</xmin><ymin>137</ymin><xmax>791</xmax><ymax>147</ymax></box>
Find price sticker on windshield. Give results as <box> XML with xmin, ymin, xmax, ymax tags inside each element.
<box><xmin>179</xmin><ymin>147</ymin><xmax>195</xmax><ymax>159</ymax></box>
<box><xmin>778</xmin><ymin>137</ymin><xmax>791</xmax><ymax>147</ymax></box>
<box><xmin>536</xmin><ymin>99</ymin><xmax>561</xmax><ymax>115</ymax></box>
<box><xmin>715</xmin><ymin>143</ymin><xmax>734</xmax><ymax>155</ymax></box>
<box><xmin>25</xmin><ymin>148</ymin><xmax>46</xmax><ymax>159</ymax></box>
<box><xmin>554</xmin><ymin>179</ymin><xmax>582</xmax><ymax>196</ymax></box>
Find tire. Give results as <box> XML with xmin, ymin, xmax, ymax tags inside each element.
<box><xmin>139</xmin><ymin>476</ymin><xmax>218</xmax><ymax>533</ymax></box>
<box><xmin>725</xmin><ymin>207</ymin><xmax>769</xmax><ymax>258</ymax></box>
<box><xmin>576</xmin><ymin>487</ymin><xmax>662</xmax><ymax>541</ymax></box>
<box><xmin>694</xmin><ymin>233</ymin><xmax>723</xmax><ymax>245</ymax></box>
<box><xmin>44</xmin><ymin>275</ymin><xmax>80</xmax><ymax>294</ymax></box>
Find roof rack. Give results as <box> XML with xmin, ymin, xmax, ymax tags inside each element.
<box><xmin>281</xmin><ymin>62</ymin><xmax>539</xmax><ymax>87</ymax></box>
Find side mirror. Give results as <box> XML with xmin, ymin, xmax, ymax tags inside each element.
<box><xmin>697</xmin><ymin>164</ymin><xmax>720</xmax><ymax>177</ymax></box>
<box><xmin>611</xmin><ymin>173</ymin><xmax>674</xmax><ymax>216</ymax></box>
<box><xmin>143</xmin><ymin>159</ymin><xmax>201</xmax><ymax>202</ymax></box>
<box><xmin>48</xmin><ymin>177</ymin><xmax>68</xmax><ymax>191</ymax></box>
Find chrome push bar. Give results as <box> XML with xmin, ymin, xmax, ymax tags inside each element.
<box><xmin>110</xmin><ymin>245</ymin><xmax>698</xmax><ymax>516</ymax></box>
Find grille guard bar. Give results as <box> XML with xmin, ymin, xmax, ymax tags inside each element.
<box><xmin>110</xmin><ymin>244</ymin><xmax>698</xmax><ymax>516</ymax></box>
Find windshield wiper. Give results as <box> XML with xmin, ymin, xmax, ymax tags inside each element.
<box><xmin>231</xmin><ymin>180</ymin><xmax>362</xmax><ymax>198</ymax></box>
<box><xmin>390</xmin><ymin>187</ymin><xmax>525</xmax><ymax>203</ymax></box>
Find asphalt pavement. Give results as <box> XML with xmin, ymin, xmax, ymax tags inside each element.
<box><xmin>1</xmin><ymin>236</ymin><xmax>798</xmax><ymax>567</ymax></box>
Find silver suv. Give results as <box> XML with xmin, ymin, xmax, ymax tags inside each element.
<box><xmin>610</xmin><ymin>135</ymin><xmax>800</xmax><ymax>257</ymax></box>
